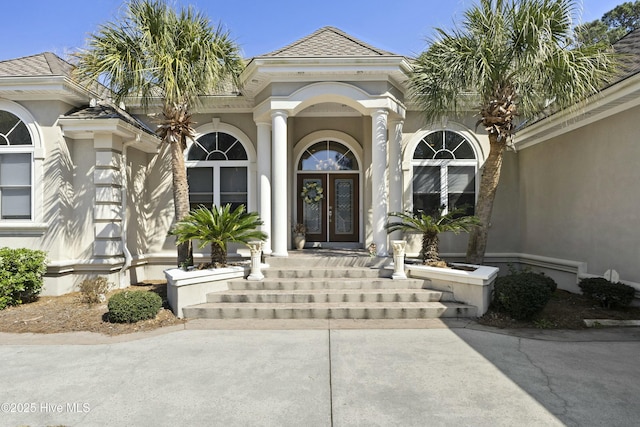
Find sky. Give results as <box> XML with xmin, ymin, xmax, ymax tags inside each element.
<box><xmin>0</xmin><ymin>0</ymin><xmax>627</xmax><ymax>61</ymax></box>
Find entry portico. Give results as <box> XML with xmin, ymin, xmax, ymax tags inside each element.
<box><xmin>244</xmin><ymin>27</ymin><xmax>410</xmax><ymax>256</ymax></box>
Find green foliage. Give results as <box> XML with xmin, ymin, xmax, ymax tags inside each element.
<box><xmin>493</xmin><ymin>272</ymin><xmax>557</xmax><ymax>320</ymax></box>
<box><xmin>410</xmin><ymin>0</ymin><xmax>617</xmax><ymax>128</ymax></box>
<box><xmin>576</xmin><ymin>1</ymin><xmax>640</xmax><ymax>46</ymax></box>
<box><xmin>169</xmin><ymin>204</ymin><xmax>267</xmax><ymax>267</ymax></box>
<box><xmin>107</xmin><ymin>291</ymin><xmax>163</xmax><ymax>323</ymax></box>
<box><xmin>73</xmin><ymin>0</ymin><xmax>244</xmax><ymax>109</ymax></box>
<box><xmin>578</xmin><ymin>277</ymin><xmax>636</xmax><ymax>308</ymax></box>
<box><xmin>0</xmin><ymin>247</ymin><xmax>47</xmax><ymax>310</ymax></box>
<box><xmin>386</xmin><ymin>208</ymin><xmax>479</xmax><ymax>265</ymax></box>
<box><xmin>79</xmin><ymin>276</ymin><xmax>112</xmax><ymax>305</ymax></box>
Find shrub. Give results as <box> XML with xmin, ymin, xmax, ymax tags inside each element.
<box><xmin>0</xmin><ymin>247</ymin><xmax>47</xmax><ymax>310</ymax></box>
<box><xmin>107</xmin><ymin>291</ymin><xmax>163</xmax><ymax>323</ymax></box>
<box><xmin>579</xmin><ymin>277</ymin><xmax>636</xmax><ymax>309</ymax></box>
<box><xmin>79</xmin><ymin>276</ymin><xmax>112</xmax><ymax>305</ymax></box>
<box><xmin>493</xmin><ymin>272</ymin><xmax>557</xmax><ymax>320</ymax></box>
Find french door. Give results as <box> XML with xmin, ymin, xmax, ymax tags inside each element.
<box><xmin>297</xmin><ymin>173</ymin><xmax>359</xmax><ymax>243</ymax></box>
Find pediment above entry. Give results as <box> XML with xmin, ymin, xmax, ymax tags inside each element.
<box><xmin>252</xmin><ymin>82</ymin><xmax>406</xmax><ymax>122</ymax></box>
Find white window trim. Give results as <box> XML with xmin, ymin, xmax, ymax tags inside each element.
<box><xmin>0</xmin><ymin>100</ymin><xmax>44</xmax><ymax>226</ymax></box>
<box><xmin>185</xmin><ymin>122</ymin><xmax>256</xmax><ymax>212</ymax></box>
<box><xmin>405</xmin><ymin>127</ymin><xmax>480</xmax><ymax>215</ymax></box>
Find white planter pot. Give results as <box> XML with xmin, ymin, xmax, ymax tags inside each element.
<box><xmin>293</xmin><ymin>234</ymin><xmax>306</xmax><ymax>250</ymax></box>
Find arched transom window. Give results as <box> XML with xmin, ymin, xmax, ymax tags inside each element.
<box><xmin>0</xmin><ymin>111</ymin><xmax>33</xmax><ymax>220</ymax></box>
<box><xmin>412</xmin><ymin>130</ymin><xmax>476</xmax><ymax>216</ymax></box>
<box><xmin>298</xmin><ymin>141</ymin><xmax>358</xmax><ymax>171</ymax></box>
<box><xmin>186</xmin><ymin>132</ymin><xmax>248</xmax><ymax>210</ymax></box>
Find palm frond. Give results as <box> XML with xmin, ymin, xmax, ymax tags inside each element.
<box><xmin>72</xmin><ymin>0</ymin><xmax>244</xmax><ymax>110</ymax></box>
<box><xmin>409</xmin><ymin>0</ymin><xmax>618</xmax><ymax>134</ymax></box>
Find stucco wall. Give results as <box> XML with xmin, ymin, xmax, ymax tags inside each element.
<box><xmin>517</xmin><ymin>106</ymin><xmax>640</xmax><ymax>284</ymax></box>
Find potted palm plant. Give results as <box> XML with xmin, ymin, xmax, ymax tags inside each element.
<box><xmin>169</xmin><ymin>204</ymin><xmax>267</xmax><ymax>268</ymax></box>
<box><xmin>385</xmin><ymin>208</ymin><xmax>479</xmax><ymax>267</ymax></box>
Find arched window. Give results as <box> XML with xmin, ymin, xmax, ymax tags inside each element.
<box><xmin>0</xmin><ymin>110</ymin><xmax>33</xmax><ymax>220</ymax></box>
<box><xmin>412</xmin><ymin>130</ymin><xmax>476</xmax><ymax>216</ymax></box>
<box><xmin>298</xmin><ymin>141</ymin><xmax>358</xmax><ymax>171</ymax></box>
<box><xmin>186</xmin><ymin>131</ymin><xmax>249</xmax><ymax>211</ymax></box>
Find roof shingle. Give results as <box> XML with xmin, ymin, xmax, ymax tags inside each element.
<box><xmin>261</xmin><ymin>26</ymin><xmax>398</xmax><ymax>58</ymax></box>
<box><xmin>613</xmin><ymin>28</ymin><xmax>640</xmax><ymax>81</ymax></box>
<box><xmin>0</xmin><ymin>52</ymin><xmax>74</xmax><ymax>78</ymax></box>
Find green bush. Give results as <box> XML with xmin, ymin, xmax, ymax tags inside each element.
<box><xmin>493</xmin><ymin>272</ymin><xmax>557</xmax><ymax>320</ymax></box>
<box><xmin>107</xmin><ymin>291</ymin><xmax>163</xmax><ymax>323</ymax></box>
<box><xmin>579</xmin><ymin>277</ymin><xmax>636</xmax><ymax>308</ymax></box>
<box><xmin>79</xmin><ymin>276</ymin><xmax>112</xmax><ymax>305</ymax></box>
<box><xmin>0</xmin><ymin>247</ymin><xmax>47</xmax><ymax>310</ymax></box>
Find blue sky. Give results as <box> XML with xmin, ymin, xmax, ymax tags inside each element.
<box><xmin>0</xmin><ymin>0</ymin><xmax>626</xmax><ymax>61</ymax></box>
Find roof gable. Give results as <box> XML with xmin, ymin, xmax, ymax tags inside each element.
<box><xmin>261</xmin><ymin>26</ymin><xmax>398</xmax><ymax>57</ymax></box>
<box><xmin>0</xmin><ymin>52</ymin><xmax>74</xmax><ymax>78</ymax></box>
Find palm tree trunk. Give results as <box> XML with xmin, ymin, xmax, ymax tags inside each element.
<box><xmin>211</xmin><ymin>242</ymin><xmax>227</xmax><ymax>267</ymax></box>
<box><xmin>466</xmin><ymin>132</ymin><xmax>506</xmax><ymax>264</ymax></box>
<box><xmin>169</xmin><ymin>129</ymin><xmax>192</xmax><ymax>267</ymax></box>
<box><xmin>422</xmin><ymin>233</ymin><xmax>440</xmax><ymax>265</ymax></box>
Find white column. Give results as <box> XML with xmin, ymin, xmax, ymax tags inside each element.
<box><xmin>256</xmin><ymin>122</ymin><xmax>272</xmax><ymax>255</ymax></box>
<box><xmin>371</xmin><ymin>109</ymin><xmax>389</xmax><ymax>256</ymax></box>
<box><xmin>389</xmin><ymin>119</ymin><xmax>404</xmax><ymax>243</ymax></box>
<box><xmin>271</xmin><ymin>110</ymin><xmax>289</xmax><ymax>257</ymax></box>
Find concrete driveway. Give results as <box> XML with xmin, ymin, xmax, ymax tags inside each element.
<box><xmin>1</xmin><ymin>320</ymin><xmax>639</xmax><ymax>427</ymax></box>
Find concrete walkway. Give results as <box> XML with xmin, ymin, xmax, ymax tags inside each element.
<box><xmin>1</xmin><ymin>320</ymin><xmax>639</xmax><ymax>426</ymax></box>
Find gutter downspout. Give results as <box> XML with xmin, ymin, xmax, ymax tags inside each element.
<box><xmin>119</xmin><ymin>135</ymin><xmax>139</xmax><ymax>288</ymax></box>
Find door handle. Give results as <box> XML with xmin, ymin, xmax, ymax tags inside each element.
<box><xmin>328</xmin><ymin>205</ymin><xmax>333</xmax><ymax>223</ymax></box>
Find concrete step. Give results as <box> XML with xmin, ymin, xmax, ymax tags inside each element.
<box><xmin>227</xmin><ymin>278</ymin><xmax>428</xmax><ymax>291</ymax></box>
<box><xmin>263</xmin><ymin>267</ymin><xmax>388</xmax><ymax>279</ymax></box>
<box><xmin>206</xmin><ymin>288</ymin><xmax>454</xmax><ymax>304</ymax></box>
<box><xmin>265</xmin><ymin>253</ymin><xmax>383</xmax><ymax>269</ymax></box>
<box><xmin>182</xmin><ymin>301</ymin><xmax>477</xmax><ymax>320</ymax></box>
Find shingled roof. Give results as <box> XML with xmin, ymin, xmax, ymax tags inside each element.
<box><xmin>261</xmin><ymin>26</ymin><xmax>399</xmax><ymax>57</ymax></box>
<box><xmin>63</xmin><ymin>101</ymin><xmax>156</xmax><ymax>135</ymax></box>
<box><xmin>613</xmin><ymin>28</ymin><xmax>640</xmax><ymax>82</ymax></box>
<box><xmin>0</xmin><ymin>52</ymin><xmax>74</xmax><ymax>77</ymax></box>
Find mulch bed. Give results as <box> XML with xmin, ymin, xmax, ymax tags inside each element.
<box><xmin>0</xmin><ymin>281</ymin><xmax>184</xmax><ymax>336</ymax></box>
<box><xmin>478</xmin><ymin>289</ymin><xmax>640</xmax><ymax>329</ymax></box>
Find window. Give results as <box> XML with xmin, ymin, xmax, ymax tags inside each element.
<box><xmin>0</xmin><ymin>111</ymin><xmax>33</xmax><ymax>220</ymax></box>
<box><xmin>412</xmin><ymin>130</ymin><xmax>476</xmax><ymax>216</ymax></box>
<box><xmin>186</xmin><ymin>131</ymin><xmax>248</xmax><ymax>211</ymax></box>
<box><xmin>298</xmin><ymin>141</ymin><xmax>357</xmax><ymax>171</ymax></box>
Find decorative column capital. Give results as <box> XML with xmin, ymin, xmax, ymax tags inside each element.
<box><xmin>247</xmin><ymin>240</ymin><xmax>263</xmax><ymax>255</ymax></box>
<box><xmin>371</xmin><ymin>108</ymin><xmax>389</xmax><ymax>120</ymax></box>
<box><xmin>271</xmin><ymin>110</ymin><xmax>288</xmax><ymax>120</ymax></box>
<box><xmin>247</xmin><ymin>241</ymin><xmax>264</xmax><ymax>281</ymax></box>
<box><xmin>391</xmin><ymin>240</ymin><xmax>407</xmax><ymax>256</ymax></box>
<box><xmin>389</xmin><ymin>118</ymin><xmax>404</xmax><ymax>127</ymax></box>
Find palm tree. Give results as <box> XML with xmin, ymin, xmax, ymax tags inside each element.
<box><xmin>386</xmin><ymin>209</ymin><xmax>480</xmax><ymax>266</ymax></box>
<box><xmin>73</xmin><ymin>0</ymin><xmax>244</xmax><ymax>266</ymax></box>
<box><xmin>409</xmin><ymin>0</ymin><xmax>617</xmax><ymax>264</ymax></box>
<box><xmin>169</xmin><ymin>205</ymin><xmax>267</xmax><ymax>267</ymax></box>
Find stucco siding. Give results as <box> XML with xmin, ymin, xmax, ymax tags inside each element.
<box><xmin>518</xmin><ymin>106</ymin><xmax>640</xmax><ymax>283</ymax></box>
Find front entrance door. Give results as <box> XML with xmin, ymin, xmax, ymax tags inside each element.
<box><xmin>297</xmin><ymin>173</ymin><xmax>359</xmax><ymax>243</ymax></box>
